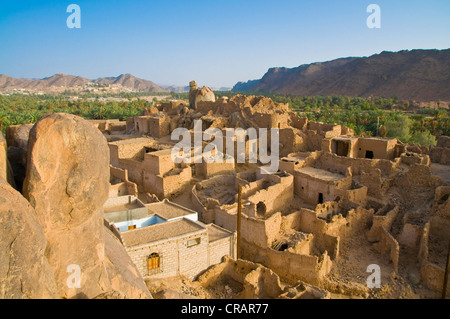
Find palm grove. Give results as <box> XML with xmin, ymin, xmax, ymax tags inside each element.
<box><xmin>1</xmin><ymin>92</ymin><xmax>448</xmax><ymax>147</ymax></box>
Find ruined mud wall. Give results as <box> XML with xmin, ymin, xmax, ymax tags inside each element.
<box><xmin>191</xmin><ymin>185</ymin><xmax>209</xmax><ymax>220</ymax></box>
<box><xmin>279</xmin><ymin>128</ymin><xmax>307</xmax><ymax>156</ymax></box>
<box><xmin>429</xmin><ymin>147</ymin><xmax>450</xmax><ymax>165</ymax></box>
<box><xmin>282</xmin><ymin>206</ymin><xmax>373</xmax><ymax>260</ymax></box>
<box><xmin>213</xmin><ymin>206</ymin><xmax>282</xmax><ymax>249</ymax></box>
<box><xmin>356</xmin><ymin>138</ymin><xmax>398</xmax><ymax>160</ymax></box>
<box><xmin>242</xmin><ymin>240</ymin><xmax>332</xmax><ymax>285</ymax></box>
<box><xmin>108</xmin><ymin>182</ymin><xmax>137</xmax><ymax>198</ymax></box>
<box><xmin>376</xmin><ymin>228</ymin><xmax>400</xmax><ymax>273</ymax></box>
<box><xmin>110</xmin><ymin>165</ymin><xmax>128</xmax><ymax>181</ymax></box>
<box><xmin>366</xmin><ymin>205</ymin><xmax>399</xmax><ymax>242</ymax></box>
<box><xmin>143</xmin><ymin>151</ymin><xmax>174</xmax><ymax>176</ymax></box>
<box><xmin>293</xmin><ymin>171</ymin><xmax>351</xmax><ymax>204</ymax></box>
<box><xmin>315</xmin><ymin>152</ymin><xmax>399</xmax><ymax>176</ymax></box>
<box><xmin>342</xmin><ymin>186</ymin><xmax>368</xmax><ymax>206</ymax></box>
<box><xmin>418</xmin><ymin>221</ymin><xmax>450</xmax><ymax>295</ymax></box>
<box><xmin>118</xmin><ymin>158</ymin><xmax>143</xmax><ymax>186</ymax></box>
<box><xmin>360</xmin><ymin>168</ymin><xmax>386</xmax><ymax>198</ymax></box>
<box><xmin>429</xmin><ymin>136</ymin><xmax>450</xmax><ymax>165</ymax></box>
<box><xmin>197</xmin><ymin>160</ymin><xmax>235</xmax><ymax>178</ymax></box>
<box><xmin>289</xmin><ymin>114</ymin><xmax>308</xmax><ymax>130</ymax></box>
<box><xmin>246</xmin><ymin>175</ymin><xmax>294</xmax><ymax>216</ymax></box>
<box><xmin>143</xmin><ymin>166</ymin><xmax>191</xmax><ymax>199</ymax></box>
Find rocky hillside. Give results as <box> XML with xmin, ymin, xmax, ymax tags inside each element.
<box><xmin>0</xmin><ymin>74</ymin><xmax>90</xmax><ymax>90</ymax></box>
<box><xmin>233</xmin><ymin>49</ymin><xmax>450</xmax><ymax>101</ymax></box>
<box><xmin>93</xmin><ymin>73</ymin><xmax>167</xmax><ymax>92</ymax></box>
<box><xmin>0</xmin><ymin>73</ymin><xmax>167</xmax><ymax>93</ymax></box>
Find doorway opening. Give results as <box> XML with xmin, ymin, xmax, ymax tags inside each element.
<box><xmin>318</xmin><ymin>193</ymin><xmax>324</xmax><ymax>204</ymax></box>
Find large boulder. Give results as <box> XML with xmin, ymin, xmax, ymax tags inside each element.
<box><xmin>23</xmin><ymin>113</ymin><xmax>111</xmax><ymax>298</ymax></box>
<box><xmin>0</xmin><ymin>178</ymin><xmax>58</xmax><ymax>298</ymax></box>
<box><xmin>103</xmin><ymin>228</ymin><xmax>152</xmax><ymax>299</ymax></box>
<box><xmin>20</xmin><ymin>113</ymin><xmax>145</xmax><ymax>299</ymax></box>
<box><xmin>23</xmin><ymin>113</ymin><xmax>110</xmax><ymax>231</ymax></box>
<box><xmin>189</xmin><ymin>81</ymin><xmax>215</xmax><ymax>109</ymax></box>
<box><xmin>2</xmin><ymin>113</ymin><xmax>151</xmax><ymax>299</ymax></box>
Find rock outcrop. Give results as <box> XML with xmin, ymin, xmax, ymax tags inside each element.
<box><xmin>14</xmin><ymin>113</ymin><xmax>152</xmax><ymax>299</ymax></box>
<box><xmin>103</xmin><ymin>228</ymin><xmax>151</xmax><ymax>298</ymax></box>
<box><xmin>0</xmin><ymin>132</ymin><xmax>6</xmax><ymax>182</ymax></box>
<box><xmin>0</xmin><ymin>178</ymin><xmax>58</xmax><ymax>298</ymax></box>
<box><xmin>189</xmin><ymin>81</ymin><xmax>215</xmax><ymax>109</ymax></box>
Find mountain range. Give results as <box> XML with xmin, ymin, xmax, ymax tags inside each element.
<box><xmin>232</xmin><ymin>49</ymin><xmax>450</xmax><ymax>101</ymax></box>
<box><xmin>0</xmin><ymin>73</ymin><xmax>168</xmax><ymax>93</ymax></box>
<box><xmin>2</xmin><ymin>49</ymin><xmax>449</xmax><ymax>100</ymax></box>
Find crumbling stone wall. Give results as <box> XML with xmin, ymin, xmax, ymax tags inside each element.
<box><xmin>400</xmin><ymin>152</ymin><xmax>430</xmax><ymax>166</ymax></box>
<box><xmin>196</xmin><ymin>158</ymin><xmax>235</xmax><ymax>178</ymax></box>
<box><xmin>109</xmin><ymin>138</ymin><xmax>154</xmax><ymax>166</ymax></box>
<box><xmin>376</xmin><ymin>228</ymin><xmax>400</xmax><ymax>273</ymax></box>
<box><xmin>315</xmin><ymin>152</ymin><xmax>399</xmax><ymax>176</ymax></box>
<box><xmin>293</xmin><ymin>168</ymin><xmax>351</xmax><ymax>205</ymax></box>
<box><xmin>143</xmin><ymin>165</ymin><xmax>191</xmax><ymax>199</ymax></box>
<box><xmin>279</xmin><ymin>128</ymin><xmax>307</xmax><ymax>156</ymax></box>
<box><xmin>342</xmin><ymin>186</ymin><xmax>368</xmax><ymax>207</ymax></box>
<box><xmin>242</xmin><ymin>240</ymin><xmax>332</xmax><ymax>285</ymax></box>
<box><xmin>418</xmin><ymin>220</ymin><xmax>450</xmax><ymax>295</ymax></box>
<box><xmin>366</xmin><ymin>204</ymin><xmax>399</xmax><ymax>242</ymax></box>
<box><xmin>142</xmin><ymin>149</ymin><xmax>175</xmax><ymax>176</ymax></box>
<box><xmin>245</xmin><ymin>174</ymin><xmax>294</xmax><ymax>217</ymax></box>
<box><xmin>356</xmin><ymin>137</ymin><xmax>399</xmax><ymax>160</ymax></box>
<box><xmin>361</xmin><ymin>168</ymin><xmax>385</xmax><ymax>198</ymax></box>
<box><xmin>110</xmin><ymin>165</ymin><xmax>128</xmax><ymax>182</ymax></box>
<box><xmin>429</xmin><ymin>146</ymin><xmax>450</xmax><ymax>165</ymax></box>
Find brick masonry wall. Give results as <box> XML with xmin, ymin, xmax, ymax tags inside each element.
<box><xmin>110</xmin><ymin>165</ymin><xmax>128</xmax><ymax>181</ymax></box>
<box><xmin>127</xmin><ymin>232</ymin><xmax>209</xmax><ymax>280</ymax></box>
<box><xmin>208</xmin><ymin>236</ymin><xmax>234</xmax><ymax>266</ymax></box>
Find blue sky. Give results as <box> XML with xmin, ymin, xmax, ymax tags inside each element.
<box><xmin>0</xmin><ymin>0</ymin><xmax>449</xmax><ymax>87</ymax></box>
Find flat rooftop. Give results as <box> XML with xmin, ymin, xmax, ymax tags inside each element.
<box><xmin>145</xmin><ymin>148</ymin><xmax>173</xmax><ymax>157</ymax></box>
<box><xmin>296</xmin><ymin>166</ymin><xmax>345</xmax><ymax>182</ymax></box>
<box><xmin>282</xmin><ymin>152</ymin><xmax>310</xmax><ymax>163</ymax></box>
<box><xmin>108</xmin><ymin>137</ymin><xmax>153</xmax><ymax>146</ymax></box>
<box><xmin>146</xmin><ymin>200</ymin><xmax>197</xmax><ymax>220</ymax></box>
<box><xmin>104</xmin><ymin>201</ymin><xmax>143</xmax><ymax>214</ymax></box>
<box><xmin>332</xmin><ymin>136</ymin><xmax>358</xmax><ymax>141</ymax></box>
<box><xmin>121</xmin><ymin>218</ymin><xmax>205</xmax><ymax>247</ymax></box>
<box><xmin>206</xmin><ymin>224</ymin><xmax>234</xmax><ymax>242</ymax></box>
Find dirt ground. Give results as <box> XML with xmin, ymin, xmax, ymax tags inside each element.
<box><xmin>322</xmin><ymin>231</ymin><xmax>440</xmax><ymax>299</ymax></box>
<box><xmin>145</xmin><ymin>275</ymin><xmax>245</xmax><ymax>299</ymax></box>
